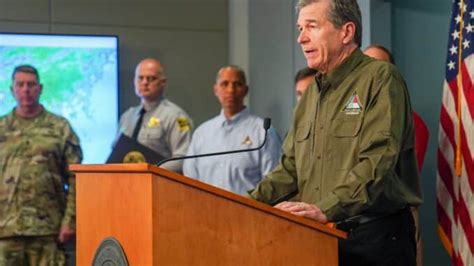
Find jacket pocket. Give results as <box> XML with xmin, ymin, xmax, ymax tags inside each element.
<box><xmin>295</xmin><ymin>122</ymin><xmax>313</xmax><ymax>173</ymax></box>
<box><xmin>331</xmin><ymin>116</ymin><xmax>363</xmax><ymax>137</ymax></box>
<box><xmin>329</xmin><ymin>116</ymin><xmax>363</xmax><ymax>170</ymax></box>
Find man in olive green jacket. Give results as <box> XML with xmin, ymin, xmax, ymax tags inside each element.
<box><xmin>249</xmin><ymin>0</ymin><xmax>422</xmax><ymax>265</ymax></box>
<box><xmin>0</xmin><ymin>65</ymin><xmax>82</xmax><ymax>265</ymax></box>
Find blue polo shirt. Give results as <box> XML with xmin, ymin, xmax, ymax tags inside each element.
<box><xmin>183</xmin><ymin>108</ymin><xmax>282</xmax><ymax>195</ymax></box>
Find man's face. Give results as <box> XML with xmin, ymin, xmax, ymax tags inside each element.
<box><xmin>364</xmin><ymin>47</ymin><xmax>391</xmax><ymax>62</ymax></box>
<box><xmin>214</xmin><ymin>68</ymin><xmax>248</xmax><ymax>116</ymax></box>
<box><xmin>297</xmin><ymin>1</ymin><xmax>347</xmax><ymax>73</ymax></box>
<box><xmin>296</xmin><ymin>75</ymin><xmax>314</xmax><ymax>102</ymax></box>
<box><xmin>11</xmin><ymin>72</ymin><xmax>42</xmax><ymax>109</ymax></box>
<box><xmin>134</xmin><ymin>60</ymin><xmax>166</xmax><ymax>102</ymax></box>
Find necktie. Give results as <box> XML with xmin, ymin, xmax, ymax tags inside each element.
<box><xmin>131</xmin><ymin>108</ymin><xmax>146</xmax><ymax>140</ymax></box>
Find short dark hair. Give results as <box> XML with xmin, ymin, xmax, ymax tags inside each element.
<box><xmin>296</xmin><ymin>0</ymin><xmax>362</xmax><ymax>47</ymax></box>
<box><xmin>364</xmin><ymin>44</ymin><xmax>395</xmax><ymax>64</ymax></box>
<box><xmin>11</xmin><ymin>64</ymin><xmax>40</xmax><ymax>82</ymax></box>
<box><xmin>295</xmin><ymin>67</ymin><xmax>318</xmax><ymax>85</ymax></box>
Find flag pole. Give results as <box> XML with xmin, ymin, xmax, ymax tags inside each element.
<box><xmin>455</xmin><ymin>0</ymin><xmax>464</xmax><ymax>177</ymax></box>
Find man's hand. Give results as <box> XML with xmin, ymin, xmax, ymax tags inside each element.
<box><xmin>58</xmin><ymin>225</ymin><xmax>75</xmax><ymax>244</ymax></box>
<box><xmin>274</xmin><ymin>201</ymin><xmax>328</xmax><ymax>223</ymax></box>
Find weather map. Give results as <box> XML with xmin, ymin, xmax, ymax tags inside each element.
<box><xmin>0</xmin><ymin>34</ymin><xmax>119</xmax><ymax>163</ymax></box>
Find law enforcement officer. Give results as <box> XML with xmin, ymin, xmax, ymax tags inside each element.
<box><xmin>117</xmin><ymin>58</ymin><xmax>193</xmax><ymax>172</ymax></box>
<box><xmin>248</xmin><ymin>1</ymin><xmax>422</xmax><ymax>265</ymax></box>
<box><xmin>0</xmin><ymin>65</ymin><xmax>83</xmax><ymax>265</ymax></box>
<box><xmin>183</xmin><ymin>65</ymin><xmax>282</xmax><ymax>195</ymax></box>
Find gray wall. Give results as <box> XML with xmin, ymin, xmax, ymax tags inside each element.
<box><xmin>248</xmin><ymin>0</ymin><xmax>297</xmax><ymax>137</ymax></box>
<box><xmin>0</xmin><ymin>0</ymin><xmax>228</xmax><ymax>127</ymax></box>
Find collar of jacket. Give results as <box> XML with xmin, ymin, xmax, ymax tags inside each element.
<box><xmin>316</xmin><ymin>49</ymin><xmax>365</xmax><ymax>92</ymax></box>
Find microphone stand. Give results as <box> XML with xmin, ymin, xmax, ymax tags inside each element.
<box><xmin>156</xmin><ymin>118</ymin><xmax>271</xmax><ymax>167</ymax></box>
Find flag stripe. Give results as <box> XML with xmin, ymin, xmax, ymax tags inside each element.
<box><xmin>448</xmin><ymin>78</ymin><xmax>459</xmax><ymax>110</ymax></box>
<box><xmin>438</xmin><ymin>148</ymin><xmax>456</xmax><ymax>198</ymax></box>
<box><xmin>444</xmin><ymin>80</ymin><xmax>458</xmax><ymax>119</ymax></box>
<box><xmin>458</xmin><ymin>192</ymin><xmax>474</xmax><ymax>254</ymax></box>
<box><xmin>460</xmin><ymin>62</ymin><xmax>474</xmax><ymax>117</ymax></box>
<box><xmin>453</xmin><ymin>252</ymin><xmax>464</xmax><ymax>266</ymax></box>
<box><xmin>438</xmin><ymin>199</ymin><xmax>454</xmax><ymax>242</ymax></box>
<box><xmin>440</xmin><ymin>104</ymin><xmax>457</xmax><ymax>150</ymax></box>
<box><xmin>437</xmin><ymin>174</ymin><xmax>455</xmax><ymax>225</ymax></box>
<box><xmin>460</xmin><ymin>128</ymin><xmax>474</xmax><ymax>191</ymax></box>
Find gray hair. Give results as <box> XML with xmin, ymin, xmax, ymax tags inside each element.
<box><xmin>215</xmin><ymin>65</ymin><xmax>247</xmax><ymax>85</ymax></box>
<box><xmin>296</xmin><ymin>0</ymin><xmax>362</xmax><ymax>47</ymax></box>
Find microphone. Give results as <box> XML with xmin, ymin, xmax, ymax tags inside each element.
<box><xmin>156</xmin><ymin>118</ymin><xmax>272</xmax><ymax>167</ymax></box>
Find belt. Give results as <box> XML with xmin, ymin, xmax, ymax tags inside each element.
<box><xmin>336</xmin><ymin>208</ymin><xmax>410</xmax><ymax>232</ymax></box>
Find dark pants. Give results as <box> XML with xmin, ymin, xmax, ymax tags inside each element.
<box><xmin>338</xmin><ymin>209</ymin><xmax>416</xmax><ymax>266</ymax></box>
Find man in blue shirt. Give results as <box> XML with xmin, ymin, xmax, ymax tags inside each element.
<box><xmin>183</xmin><ymin>65</ymin><xmax>282</xmax><ymax>195</ymax></box>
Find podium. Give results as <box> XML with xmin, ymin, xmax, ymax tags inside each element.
<box><xmin>71</xmin><ymin>163</ymin><xmax>346</xmax><ymax>265</ymax></box>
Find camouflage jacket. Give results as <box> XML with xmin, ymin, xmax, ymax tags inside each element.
<box><xmin>0</xmin><ymin>108</ymin><xmax>82</xmax><ymax>238</ymax></box>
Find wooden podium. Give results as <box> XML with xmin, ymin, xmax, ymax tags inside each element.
<box><xmin>71</xmin><ymin>163</ymin><xmax>346</xmax><ymax>265</ymax></box>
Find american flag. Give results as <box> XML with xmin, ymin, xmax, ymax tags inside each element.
<box><xmin>437</xmin><ymin>0</ymin><xmax>474</xmax><ymax>265</ymax></box>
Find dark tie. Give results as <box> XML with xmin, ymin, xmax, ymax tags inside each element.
<box><xmin>131</xmin><ymin>108</ymin><xmax>146</xmax><ymax>140</ymax></box>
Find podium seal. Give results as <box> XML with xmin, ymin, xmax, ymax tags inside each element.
<box><xmin>92</xmin><ymin>237</ymin><xmax>128</xmax><ymax>266</ymax></box>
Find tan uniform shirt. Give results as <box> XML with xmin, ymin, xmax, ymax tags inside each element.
<box><xmin>118</xmin><ymin>96</ymin><xmax>193</xmax><ymax>172</ymax></box>
<box><xmin>250</xmin><ymin>50</ymin><xmax>422</xmax><ymax>221</ymax></box>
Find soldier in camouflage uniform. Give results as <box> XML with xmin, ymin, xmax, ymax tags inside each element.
<box><xmin>0</xmin><ymin>65</ymin><xmax>83</xmax><ymax>265</ymax></box>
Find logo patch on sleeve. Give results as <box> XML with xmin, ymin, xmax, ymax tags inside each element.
<box><xmin>343</xmin><ymin>93</ymin><xmax>363</xmax><ymax>115</ymax></box>
<box><xmin>176</xmin><ymin>117</ymin><xmax>191</xmax><ymax>132</ymax></box>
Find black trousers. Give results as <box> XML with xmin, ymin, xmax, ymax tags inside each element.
<box><xmin>338</xmin><ymin>209</ymin><xmax>416</xmax><ymax>266</ymax></box>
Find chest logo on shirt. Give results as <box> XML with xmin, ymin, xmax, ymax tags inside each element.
<box><xmin>147</xmin><ymin>117</ymin><xmax>160</xmax><ymax>128</ymax></box>
<box><xmin>343</xmin><ymin>93</ymin><xmax>363</xmax><ymax>115</ymax></box>
<box><xmin>242</xmin><ymin>135</ymin><xmax>253</xmax><ymax>146</ymax></box>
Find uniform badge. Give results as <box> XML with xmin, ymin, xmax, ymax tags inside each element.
<box><xmin>176</xmin><ymin>116</ymin><xmax>191</xmax><ymax>132</ymax></box>
<box><xmin>242</xmin><ymin>135</ymin><xmax>253</xmax><ymax>146</ymax></box>
<box><xmin>147</xmin><ymin>117</ymin><xmax>160</xmax><ymax>128</ymax></box>
<box><xmin>343</xmin><ymin>93</ymin><xmax>363</xmax><ymax>115</ymax></box>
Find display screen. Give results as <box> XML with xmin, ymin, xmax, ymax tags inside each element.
<box><xmin>0</xmin><ymin>33</ymin><xmax>119</xmax><ymax>163</ymax></box>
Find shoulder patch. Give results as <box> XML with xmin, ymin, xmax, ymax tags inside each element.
<box><xmin>176</xmin><ymin>116</ymin><xmax>191</xmax><ymax>132</ymax></box>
